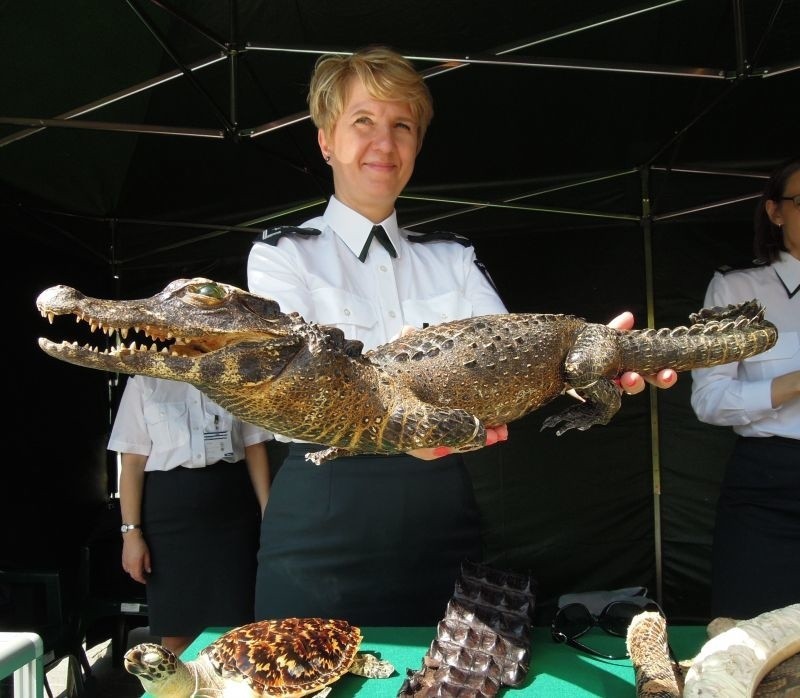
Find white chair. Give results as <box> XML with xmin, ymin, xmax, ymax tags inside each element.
<box><xmin>0</xmin><ymin>632</ymin><xmax>44</xmax><ymax>698</ymax></box>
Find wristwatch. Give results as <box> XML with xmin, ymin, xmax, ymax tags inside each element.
<box><xmin>120</xmin><ymin>523</ymin><xmax>141</xmax><ymax>533</ymax></box>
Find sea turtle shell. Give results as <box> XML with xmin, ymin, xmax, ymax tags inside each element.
<box><xmin>124</xmin><ymin>617</ymin><xmax>394</xmax><ymax>697</ymax></box>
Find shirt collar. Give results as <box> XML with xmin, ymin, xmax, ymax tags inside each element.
<box><xmin>773</xmin><ymin>251</ymin><xmax>800</xmax><ymax>298</ymax></box>
<box><xmin>323</xmin><ymin>196</ymin><xmax>400</xmax><ymax>260</ymax></box>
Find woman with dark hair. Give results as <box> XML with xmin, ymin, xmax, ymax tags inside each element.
<box><xmin>691</xmin><ymin>157</ymin><xmax>800</xmax><ymax>619</ymax></box>
<box><xmin>753</xmin><ymin>158</ymin><xmax>800</xmax><ymax>263</ymax></box>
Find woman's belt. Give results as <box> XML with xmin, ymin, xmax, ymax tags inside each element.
<box><xmin>739</xmin><ymin>435</ymin><xmax>798</xmax><ymax>447</ymax></box>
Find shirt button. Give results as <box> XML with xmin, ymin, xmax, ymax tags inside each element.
<box><xmin>380</xmin><ymin>265</ymin><xmax>387</xmax><ymax>272</ymax></box>
<box><xmin>389</xmin><ymin>310</ymin><xmax>396</xmax><ymax>318</ymax></box>
<box><xmin>343</xmin><ymin>308</ymin><xmax>351</xmax><ymax>316</ymax></box>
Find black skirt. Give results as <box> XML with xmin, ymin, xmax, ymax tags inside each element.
<box><xmin>142</xmin><ymin>460</ymin><xmax>260</xmax><ymax>636</ymax></box>
<box><xmin>712</xmin><ymin>436</ymin><xmax>800</xmax><ymax>618</ymax></box>
<box><xmin>254</xmin><ymin>445</ymin><xmax>482</xmax><ymax>626</ymax></box>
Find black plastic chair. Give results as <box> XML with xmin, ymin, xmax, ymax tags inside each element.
<box><xmin>0</xmin><ymin>566</ymin><xmax>93</xmax><ymax>697</ymax></box>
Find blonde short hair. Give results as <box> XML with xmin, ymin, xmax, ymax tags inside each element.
<box><xmin>307</xmin><ymin>46</ymin><xmax>434</xmax><ymax>150</ymax></box>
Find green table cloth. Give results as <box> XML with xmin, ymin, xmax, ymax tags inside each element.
<box><xmin>141</xmin><ymin>624</ymin><xmax>706</xmax><ymax>697</ymax></box>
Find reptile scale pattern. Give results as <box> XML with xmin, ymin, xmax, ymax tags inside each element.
<box><xmin>398</xmin><ymin>561</ymin><xmax>537</xmax><ymax>697</ymax></box>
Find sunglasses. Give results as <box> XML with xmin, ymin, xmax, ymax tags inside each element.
<box><xmin>551</xmin><ymin>600</ymin><xmax>664</xmax><ymax>660</ymax></box>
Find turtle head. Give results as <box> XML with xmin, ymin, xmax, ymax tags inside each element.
<box><xmin>124</xmin><ymin>642</ymin><xmax>194</xmax><ymax>697</ymax></box>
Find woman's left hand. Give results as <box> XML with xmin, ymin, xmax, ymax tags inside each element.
<box><xmin>408</xmin><ymin>311</ymin><xmax>678</xmax><ymax>460</ymax></box>
<box><xmin>608</xmin><ymin>311</ymin><xmax>678</xmax><ymax>394</ymax></box>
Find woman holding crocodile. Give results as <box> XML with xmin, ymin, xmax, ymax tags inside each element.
<box><xmin>691</xmin><ymin>157</ymin><xmax>800</xmax><ymax>619</ymax></box>
<box><xmin>247</xmin><ymin>45</ymin><xmax>677</xmax><ymax>625</ymax></box>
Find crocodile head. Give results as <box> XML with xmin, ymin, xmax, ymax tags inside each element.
<box><xmin>36</xmin><ymin>277</ymin><xmax>306</xmax><ymax>392</ymax></box>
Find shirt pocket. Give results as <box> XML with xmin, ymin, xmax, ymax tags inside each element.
<box><xmin>402</xmin><ymin>290</ymin><xmax>473</xmax><ymax>328</ymax></box>
<box><xmin>310</xmin><ymin>287</ymin><xmax>377</xmax><ymax>336</ymax></box>
<box><xmin>142</xmin><ymin>401</ymin><xmax>190</xmax><ymax>450</ymax></box>
<box><xmin>205</xmin><ymin>404</ymin><xmax>233</xmax><ymax>432</ymax></box>
<box><xmin>741</xmin><ymin>330</ymin><xmax>799</xmax><ymax>378</ymax></box>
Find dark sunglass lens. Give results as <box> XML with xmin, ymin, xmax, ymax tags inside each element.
<box><xmin>555</xmin><ymin>604</ymin><xmax>594</xmax><ymax>637</ymax></box>
<box><xmin>602</xmin><ymin>602</ymin><xmax>644</xmax><ymax>636</ymax></box>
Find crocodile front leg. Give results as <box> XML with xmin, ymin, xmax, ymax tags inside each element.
<box><xmin>306</xmin><ymin>394</ymin><xmax>488</xmax><ymax>465</ymax></box>
<box><xmin>541</xmin><ymin>325</ymin><xmax>623</xmax><ymax>435</ymax></box>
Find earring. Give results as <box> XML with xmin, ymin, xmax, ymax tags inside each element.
<box><xmin>324</xmin><ymin>154</ymin><xmax>331</xmax><ymax>163</ymax></box>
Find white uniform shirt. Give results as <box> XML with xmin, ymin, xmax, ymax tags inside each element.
<box><xmin>107</xmin><ymin>376</ymin><xmax>272</xmax><ymax>471</ymax></box>
<box><xmin>247</xmin><ymin>196</ymin><xmax>508</xmax><ymax>351</ymax></box>
<box><xmin>247</xmin><ymin>196</ymin><xmax>508</xmax><ymax>441</ymax></box>
<box><xmin>690</xmin><ymin>251</ymin><xmax>800</xmax><ymax>439</ymax></box>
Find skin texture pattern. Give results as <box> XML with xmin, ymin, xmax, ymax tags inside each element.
<box><xmin>37</xmin><ymin>277</ymin><xmax>777</xmax><ymax>464</ymax></box>
<box><xmin>124</xmin><ymin>617</ymin><xmax>394</xmax><ymax>698</ymax></box>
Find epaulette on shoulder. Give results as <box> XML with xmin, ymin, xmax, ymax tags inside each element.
<box><xmin>716</xmin><ymin>258</ymin><xmax>768</xmax><ymax>275</ymax></box>
<box><xmin>252</xmin><ymin>226</ymin><xmax>322</xmax><ymax>246</ymax></box>
<box><xmin>407</xmin><ymin>230</ymin><xmax>473</xmax><ymax>247</ymax></box>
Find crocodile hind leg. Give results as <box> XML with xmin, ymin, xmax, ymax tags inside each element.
<box><xmin>541</xmin><ymin>378</ymin><xmax>621</xmax><ymax>435</ymax></box>
<box><xmin>541</xmin><ymin>324</ymin><xmax>622</xmax><ymax>435</ymax></box>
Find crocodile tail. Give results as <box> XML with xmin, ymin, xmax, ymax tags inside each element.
<box><xmin>618</xmin><ymin>300</ymin><xmax>778</xmax><ymax>374</ymax></box>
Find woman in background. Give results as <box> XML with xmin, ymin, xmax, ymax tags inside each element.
<box><xmin>691</xmin><ymin>157</ymin><xmax>800</xmax><ymax>619</ymax></box>
<box><xmin>111</xmin><ymin>376</ymin><xmax>271</xmax><ymax>656</ymax></box>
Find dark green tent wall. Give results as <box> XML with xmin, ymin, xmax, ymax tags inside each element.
<box><xmin>2</xmin><ymin>0</ymin><xmax>798</xmax><ymax>624</ymax></box>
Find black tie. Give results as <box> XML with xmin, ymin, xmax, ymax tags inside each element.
<box><xmin>774</xmin><ymin>268</ymin><xmax>799</xmax><ymax>298</ymax></box>
<box><xmin>358</xmin><ymin>225</ymin><xmax>397</xmax><ymax>262</ymax></box>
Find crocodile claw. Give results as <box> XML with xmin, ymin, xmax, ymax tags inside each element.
<box><xmin>541</xmin><ymin>408</ymin><xmax>599</xmax><ymax>435</ymax></box>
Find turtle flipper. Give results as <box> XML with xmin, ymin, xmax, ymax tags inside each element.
<box><xmin>349</xmin><ymin>652</ymin><xmax>395</xmax><ymax>678</ymax></box>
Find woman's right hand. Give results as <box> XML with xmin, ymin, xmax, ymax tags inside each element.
<box><xmin>408</xmin><ymin>424</ymin><xmax>508</xmax><ymax>460</ymax></box>
<box><xmin>122</xmin><ymin>533</ymin><xmax>151</xmax><ymax>584</ymax></box>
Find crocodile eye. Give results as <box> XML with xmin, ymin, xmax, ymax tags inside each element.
<box><xmin>195</xmin><ymin>282</ymin><xmax>226</xmax><ymax>299</ymax></box>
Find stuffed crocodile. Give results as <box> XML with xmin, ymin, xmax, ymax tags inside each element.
<box><xmin>36</xmin><ymin>277</ymin><xmax>777</xmax><ymax>465</ymax></box>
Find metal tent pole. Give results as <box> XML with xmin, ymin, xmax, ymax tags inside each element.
<box><xmin>640</xmin><ymin>165</ymin><xmax>664</xmax><ymax>604</ymax></box>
